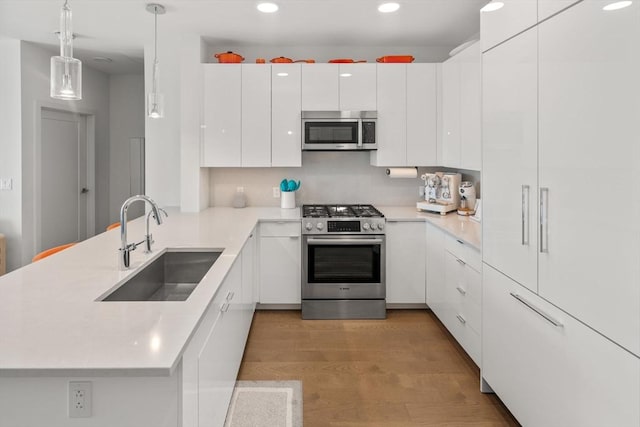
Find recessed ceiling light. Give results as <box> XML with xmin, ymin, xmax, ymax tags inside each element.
<box><xmin>480</xmin><ymin>1</ymin><xmax>505</xmax><ymax>12</ymax></box>
<box><xmin>378</xmin><ymin>2</ymin><xmax>400</xmax><ymax>13</ymax></box>
<box><xmin>603</xmin><ymin>1</ymin><xmax>632</xmax><ymax>10</ymax></box>
<box><xmin>93</xmin><ymin>56</ymin><xmax>113</xmax><ymax>63</ymax></box>
<box><xmin>257</xmin><ymin>2</ymin><xmax>279</xmax><ymax>13</ymax></box>
<box><xmin>277</xmin><ymin>72</ymin><xmax>289</xmax><ymax>77</ymax></box>
<box><xmin>340</xmin><ymin>73</ymin><xmax>352</xmax><ymax>77</ymax></box>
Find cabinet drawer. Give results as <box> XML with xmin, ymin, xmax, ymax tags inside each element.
<box><xmin>440</xmin><ymin>304</ymin><xmax>481</xmax><ymax>366</ymax></box>
<box><xmin>483</xmin><ymin>264</ymin><xmax>640</xmax><ymax>427</ymax></box>
<box><xmin>444</xmin><ymin>234</ymin><xmax>481</xmax><ymax>271</ymax></box>
<box><xmin>259</xmin><ymin>221</ymin><xmax>301</xmax><ymax>237</ymax></box>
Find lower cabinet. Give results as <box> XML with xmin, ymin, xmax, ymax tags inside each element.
<box><xmin>426</xmin><ymin>223</ymin><xmax>481</xmax><ymax>366</ymax></box>
<box><xmin>258</xmin><ymin>221</ymin><xmax>301</xmax><ymax>304</ymax></box>
<box><xmin>386</xmin><ymin>220</ymin><xmax>426</xmax><ymax>304</ymax></box>
<box><xmin>483</xmin><ymin>264</ymin><xmax>640</xmax><ymax>427</ymax></box>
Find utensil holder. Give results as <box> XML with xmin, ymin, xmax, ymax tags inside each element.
<box><xmin>280</xmin><ymin>191</ymin><xmax>295</xmax><ymax>209</ymax></box>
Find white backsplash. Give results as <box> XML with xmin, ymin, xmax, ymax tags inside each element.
<box><xmin>209</xmin><ymin>152</ymin><xmax>480</xmax><ymax>207</ymax></box>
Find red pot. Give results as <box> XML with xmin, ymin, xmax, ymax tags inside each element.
<box><xmin>214</xmin><ymin>51</ymin><xmax>244</xmax><ymax>63</ymax></box>
<box><xmin>328</xmin><ymin>59</ymin><xmax>367</xmax><ymax>63</ymax></box>
<box><xmin>376</xmin><ymin>55</ymin><xmax>415</xmax><ymax>63</ymax></box>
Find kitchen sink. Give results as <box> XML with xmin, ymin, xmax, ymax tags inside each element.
<box><xmin>100</xmin><ymin>249</ymin><xmax>222</xmax><ymax>302</ymax></box>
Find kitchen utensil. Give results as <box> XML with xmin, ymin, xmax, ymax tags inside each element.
<box><xmin>271</xmin><ymin>56</ymin><xmax>294</xmax><ymax>63</ymax></box>
<box><xmin>296</xmin><ymin>180</ymin><xmax>301</xmax><ymax>191</ymax></box>
<box><xmin>256</xmin><ymin>58</ymin><xmax>266</xmax><ymax>64</ymax></box>
<box><xmin>214</xmin><ymin>51</ymin><xmax>245</xmax><ymax>63</ymax></box>
<box><xmin>376</xmin><ymin>55</ymin><xmax>415</xmax><ymax>63</ymax></box>
<box><xmin>288</xmin><ymin>180</ymin><xmax>297</xmax><ymax>192</ymax></box>
<box><xmin>280</xmin><ymin>179</ymin><xmax>288</xmax><ymax>192</ymax></box>
<box><xmin>328</xmin><ymin>59</ymin><xmax>367</xmax><ymax>63</ymax></box>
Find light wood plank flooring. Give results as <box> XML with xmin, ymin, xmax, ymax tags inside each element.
<box><xmin>238</xmin><ymin>309</ymin><xmax>519</xmax><ymax>427</ymax></box>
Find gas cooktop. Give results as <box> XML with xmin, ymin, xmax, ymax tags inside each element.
<box><xmin>302</xmin><ymin>204</ymin><xmax>384</xmax><ymax>219</ymax></box>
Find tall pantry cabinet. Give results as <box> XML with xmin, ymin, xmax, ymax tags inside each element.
<box><xmin>482</xmin><ymin>1</ymin><xmax>640</xmax><ymax>426</ymax></box>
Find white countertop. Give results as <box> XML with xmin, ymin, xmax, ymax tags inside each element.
<box><xmin>0</xmin><ymin>205</ymin><xmax>478</xmax><ymax>376</ymax></box>
<box><xmin>378</xmin><ymin>206</ymin><xmax>481</xmax><ymax>250</ymax></box>
<box><xmin>0</xmin><ymin>207</ymin><xmax>300</xmax><ymax>377</ymax></box>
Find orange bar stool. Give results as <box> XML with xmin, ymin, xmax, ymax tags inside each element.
<box><xmin>106</xmin><ymin>222</ymin><xmax>120</xmax><ymax>231</ymax></box>
<box><xmin>32</xmin><ymin>243</ymin><xmax>77</xmax><ymax>262</ymax></box>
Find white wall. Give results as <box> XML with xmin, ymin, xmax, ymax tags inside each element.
<box><xmin>108</xmin><ymin>74</ymin><xmax>145</xmax><ymax>222</ymax></box>
<box><xmin>208</xmin><ymin>151</ymin><xmax>480</xmax><ymax>207</ymax></box>
<box><xmin>20</xmin><ymin>42</ymin><xmax>110</xmax><ymax>266</ymax></box>
<box><xmin>0</xmin><ymin>39</ymin><xmax>23</xmax><ymax>272</ymax></box>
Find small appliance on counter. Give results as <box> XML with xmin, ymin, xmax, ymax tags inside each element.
<box><xmin>457</xmin><ymin>181</ymin><xmax>477</xmax><ymax>216</ymax></box>
<box><xmin>417</xmin><ymin>172</ymin><xmax>461</xmax><ymax>215</ymax></box>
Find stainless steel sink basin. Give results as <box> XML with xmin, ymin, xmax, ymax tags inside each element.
<box><xmin>101</xmin><ymin>250</ymin><xmax>222</xmax><ymax>302</ymax></box>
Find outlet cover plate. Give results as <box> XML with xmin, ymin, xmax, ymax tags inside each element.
<box><xmin>68</xmin><ymin>381</ymin><xmax>91</xmax><ymax>418</ymax></box>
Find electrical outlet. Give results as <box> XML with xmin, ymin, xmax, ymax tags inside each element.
<box><xmin>272</xmin><ymin>187</ymin><xmax>281</xmax><ymax>198</ymax></box>
<box><xmin>68</xmin><ymin>381</ymin><xmax>91</xmax><ymax>418</ymax></box>
<box><xmin>0</xmin><ymin>178</ymin><xmax>12</xmax><ymax>191</ymax></box>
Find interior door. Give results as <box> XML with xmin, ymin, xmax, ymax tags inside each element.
<box><xmin>40</xmin><ymin>108</ymin><xmax>88</xmax><ymax>251</ymax></box>
<box><xmin>482</xmin><ymin>28</ymin><xmax>538</xmax><ymax>292</ymax></box>
<box><xmin>538</xmin><ymin>0</ymin><xmax>640</xmax><ymax>357</ymax></box>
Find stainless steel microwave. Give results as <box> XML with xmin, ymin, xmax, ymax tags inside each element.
<box><xmin>302</xmin><ymin>111</ymin><xmax>377</xmax><ymax>151</ymax></box>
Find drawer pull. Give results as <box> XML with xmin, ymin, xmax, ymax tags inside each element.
<box><xmin>456</xmin><ymin>258</ymin><xmax>466</xmax><ymax>266</ymax></box>
<box><xmin>456</xmin><ymin>286</ymin><xmax>467</xmax><ymax>295</ymax></box>
<box><xmin>539</xmin><ymin>188</ymin><xmax>549</xmax><ymax>253</ymax></box>
<box><xmin>220</xmin><ymin>302</ymin><xmax>230</xmax><ymax>313</ymax></box>
<box><xmin>510</xmin><ymin>293</ymin><xmax>563</xmax><ymax>327</ymax></box>
<box><xmin>456</xmin><ymin>239</ymin><xmax>464</xmax><ymax>245</ymax></box>
<box><xmin>456</xmin><ymin>314</ymin><xmax>466</xmax><ymax>324</ymax></box>
<box><xmin>226</xmin><ymin>291</ymin><xmax>235</xmax><ymax>301</ymax></box>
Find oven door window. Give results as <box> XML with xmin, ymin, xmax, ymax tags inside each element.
<box><xmin>307</xmin><ymin>244</ymin><xmax>381</xmax><ymax>283</ymax></box>
<box><xmin>304</xmin><ymin>122</ymin><xmax>358</xmax><ymax>144</ymax></box>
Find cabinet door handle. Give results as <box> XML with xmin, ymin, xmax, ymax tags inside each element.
<box><xmin>226</xmin><ymin>291</ymin><xmax>235</xmax><ymax>301</ymax></box>
<box><xmin>456</xmin><ymin>314</ymin><xmax>466</xmax><ymax>324</ymax></box>
<box><xmin>522</xmin><ymin>184</ymin><xmax>530</xmax><ymax>246</ymax></box>
<box><xmin>220</xmin><ymin>302</ymin><xmax>230</xmax><ymax>313</ymax></box>
<box><xmin>456</xmin><ymin>239</ymin><xmax>464</xmax><ymax>245</ymax></box>
<box><xmin>456</xmin><ymin>258</ymin><xmax>466</xmax><ymax>266</ymax></box>
<box><xmin>539</xmin><ymin>187</ymin><xmax>549</xmax><ymax>253</ymax></box>
<box><xmin>510</xmin><ymin>292</ymin><xmax>563</xmax><ymax>327</ymax></box>
<box><xmin>456</xmin><ymin>286</ymin><xmax>467</xmax><ymax>295</ymax></box>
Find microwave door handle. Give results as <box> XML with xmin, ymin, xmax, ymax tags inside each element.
<box><xmin>357</xmin><ymin>120</ymin><xmax>363</xmax><ymax>147</ymax></box>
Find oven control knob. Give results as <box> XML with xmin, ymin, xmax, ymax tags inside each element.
<box><xmin>363</xmin><ymin>223</ymin><xmax>370</xmax><ymax>231</ymax></box>
<box><xmin>377</xmin><ymin>223</ymin><xmax>385</xmax><ymax>230</ymax></box>
<box><xmin>316</xmin><ymin>222</ymin><xmax>324</xmax><ymax>230</ymax></box>
<box><xmin>305</xmin><ymin>222</ymin><xmax>313</xmax><ymax>231</ymax></box>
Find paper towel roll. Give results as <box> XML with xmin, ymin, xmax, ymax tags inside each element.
<box><xmin>386</xmin><ymin>167</ymin><xmax>418</xmax><ymax>179</ymax></box>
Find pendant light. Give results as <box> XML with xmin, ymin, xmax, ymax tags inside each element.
<box><xmin>50</xmin><ymin>0</ymin><xmax>82</xmax><ymax>100</ymax></box>
<box><xmin>146</xmin><ymin>3</ymin><xmax>166</xmax><ymax>119</ymax></box>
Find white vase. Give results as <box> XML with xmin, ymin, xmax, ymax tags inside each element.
<box><xmin>280</xmin><ymin>191</ymin><xmax>296</xmax><ymax>209</ymax></box>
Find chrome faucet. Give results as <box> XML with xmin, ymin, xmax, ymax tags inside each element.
<box><xmin>119</xmin><ymin>195</ymin><xmax>163</xmax><ymax>270</ymax></box>
<box><xmin>144</xmin><ymin>207</ymin><xmax>168</xmax><ymax>253</ymax></box>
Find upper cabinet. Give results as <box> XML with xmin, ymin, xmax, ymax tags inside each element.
<box><xmin>441</xmin><ymin>41</ymin><xmax>481</xmax><ymax>170</ymax></box>
<box><xmin>301</xmin><ymin>63</ymin><xmax>376</xmax><ymax>111</ymax></box>
<box><xmin>371</xmin><ymin>63</ymin><xmax>437</xmax><ymax>167</ymax></box>
<box><xmin>481</xmin><ymin>0</ymin><xmax>537</xmax><ymax>52</ymax></box>
<box><xmin>271</xmin><ymin>64</ymin><xmax>302</xmax><ymax>167</ymax></box>
<box><xmin>201</xmin><ymin>64</ymin><xmax>271</xmax><ymax>167</ymax></box>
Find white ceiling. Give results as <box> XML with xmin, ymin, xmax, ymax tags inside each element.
<box><xmin>0</xmin><ymin>0</ymin><xmax>488</xmax><ymax>74</ymax></box>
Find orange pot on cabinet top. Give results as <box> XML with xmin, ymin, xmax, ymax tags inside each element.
<box><xmin>214</xmin><ymin>51</ymin><xmax>245</xmax><ymax>63</ymax></box>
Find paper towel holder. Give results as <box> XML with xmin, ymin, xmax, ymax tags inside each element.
<box><xmin>385</xmin><ymin>167</ymin><xmax>418</xmax><ymax>178</ymax></box>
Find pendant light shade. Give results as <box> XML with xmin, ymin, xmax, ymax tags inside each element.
<box><xmin>51</xmin><ymin>0</ymin><xmax>82</xmax><ymax>100</ymax></box>
<box><xmin>147</xmin><ymin>3</ymin><xmax>166</xmax><ymax>119</ymax></box>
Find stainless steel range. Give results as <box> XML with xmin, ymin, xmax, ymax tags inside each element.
<box><xmin>301</xmin><ymin>204</ymin><xmax>386</xmax><ymax>320</ymax></box>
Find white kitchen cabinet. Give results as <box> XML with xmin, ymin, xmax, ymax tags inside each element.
<box><xmin>338</xmin><ymin>63</ymin><xmax>377</xmax><ymax>111</ymax></box>
<box><xmin>301</xmin><ymin>64</ymin><xmax>338</xmax><ymax>111</ymax></box>
<box><xmin>198</xmin><ymin>258</ymin><xmax>244</xmax><ymax>427</ymax></box>
<box><xmin>385</xmin><ymin>220</ymin><xmax>426</xmax><ymax>304</ymax></box>
<box><xmin>202</xmin><ymin>64</ymin><xmax>270</xmax><ymax>167</ymax></box>
<box><xmin>537</xmin><ymin>0</ymin><xmax>640</xmax><ymax>356</ymax></box>
<box><xmin>240</xmin><ymin>229</ymin><xmax>256</xmax><ymax>338</ymax></box>
<box><xmin>483</xmin><ymin>264</ymin><xmax>640</xmax><ymax>427</ymax></box>
<box><xmin>371</xmin><ymin>64</ymin><xmax>437</xmax><ymax>167</ymax></box>
<box><xmin>258</xmin><ymin>221</ymin><xmax>301</xmax><ymax>304</ymax></box>
<box><xmin>301</xmin><ymin>63</ymin><xmax>376</xmax><ymax>111</ymax></box>
<box><xmin>271</xmin><ymin>64</ymin><xmax>302</xmax><ymax>167</ymax></box>
<box><xmin>480</xmin><ymin>0</ymin><xmax>537</xmax><ymax>52</ymax></box>
<box><xmin>440</xmin><ymin>42</ymin><xmax>481</xmax><ymax>170</ymax></box>
<box><xmin>241</xmin><ymin>65</ymin><xmax>271</xmax><ymax>166</ymax></box>
<box><xmin>482</xmin><ymin>27</ymin><xmax>538</xmax><ymax>293</ymax></box>
<box><xmin>202</xmin><ymin>64</ymin><xmax>242</xmax><ymax>166</ymax></box>
<box><xmin>537</xmin><ymin>0</ymin><xmax>581</xmax><ymax>21</ymax></box>
<box><xmin>425</xmin><ymin>222</ymin><xmax>446</xmax><ymax>315</ymax></box>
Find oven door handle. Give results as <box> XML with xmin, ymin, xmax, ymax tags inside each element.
<box><xmin>306</xmin><ymin>238</ymin><xmax>384</xmax><ymax>245</ymax></box>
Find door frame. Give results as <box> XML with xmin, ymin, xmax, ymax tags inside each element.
<box><xmin>34</xmin><ymin>102</ymin><xmax>96</xmax><ymax>252</ymax></box>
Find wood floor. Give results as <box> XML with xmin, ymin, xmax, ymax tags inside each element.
<box><xmin>238</xmin><ymin>309</ymin><xmax>520</xmax><ymax>427</ymax></box>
